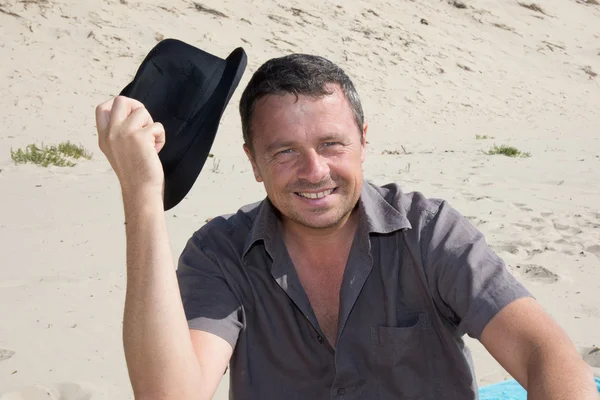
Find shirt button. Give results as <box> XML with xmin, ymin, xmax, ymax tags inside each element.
<box><xmin>317</xmin><ymin>335</ymin><xmax>324</xmax><ymax>344</ymax></box>
<box><xmin>337</xmin><ymin>388</ymin><xmax>346</xmax><ymax>396</ymax></box>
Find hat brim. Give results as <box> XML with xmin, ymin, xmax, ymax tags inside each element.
<box><xmin>162</xmin><ymin>47</ymin><xmax>247</xmax><ymax>211</ymax></box>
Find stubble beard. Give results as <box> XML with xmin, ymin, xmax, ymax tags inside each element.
<box><xmin>285</xmin><ymin>185</ymin><xmax>360</xmax><ymax>230</ymax></box>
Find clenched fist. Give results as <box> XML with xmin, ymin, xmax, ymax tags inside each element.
<box><xmin>95</xmin><ymin>96</ymin><xmax>166</xmax><ymax>200</ymax></box>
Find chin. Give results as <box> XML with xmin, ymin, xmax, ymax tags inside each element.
<box><xmin>292</xmin><ymin>212</ymin><xmax>346</xmax><ymax>230</ymax></box>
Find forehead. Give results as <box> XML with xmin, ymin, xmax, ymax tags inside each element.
<box><xmin>250</xmin><ymin>85</ymin><xmax>356</xmax><ymax>147</ymax></box>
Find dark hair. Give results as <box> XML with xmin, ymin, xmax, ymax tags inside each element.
<box><xmin>239</xmin><ymin>54</ymin><xmax>364</xmax><ymax>149</ymax></box>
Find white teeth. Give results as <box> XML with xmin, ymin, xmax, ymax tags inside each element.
<box><xmin>298</xmin><ymin>189</ymin><xmax>333</xmax><ymax>199</ymax></box>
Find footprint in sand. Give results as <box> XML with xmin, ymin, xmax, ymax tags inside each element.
<box><xmin>525</xmin><ymin>247</ymin><xmax>554</xmax><ymax>258</ymax></box>
<box><xmin>465</xmin><ymin>216</ymin><xmax>488</xmax><ymax>226</ymax></box>
<box><xmin>0</xmin><ymin>349</ymin><xmax>15</xmax><ymax>361</ymax></box>
<box><xmin>552</xmin><ymin>221</ymin><xmax>583</xmax><ymax>235</ymax></box>
<box><xmin>0</xmin><ymin>383</ymin><xmax>93</xmax><ymax>400</ymax></box>
<box><xmin>515</xmin><ymin>264</ymin><xmax>559</xmax><ymax>283</ymax></box>
<box><xmin>492</xmin><ymin>244</ymin><xmax>520</xmax><ymax>254</ymax></box>
<box><xmin>513</xmin><ymin>202</ymin><xmax>534</xmax><ymax>212</ymax></box>
<box><xmin>586</xmin><ymin>245</ymin><xmax>600</xmax><ymax>257</ymax></box>
<box><xmin>515</xmin><ymin>222</ymin><xmax>544</xmax><ymax>231</ymax></box>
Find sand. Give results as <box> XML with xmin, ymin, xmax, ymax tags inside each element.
<box><xmin>1</xmin><ymin>0</ymin><xmax>599</xmax><ymax>398</ymax></box>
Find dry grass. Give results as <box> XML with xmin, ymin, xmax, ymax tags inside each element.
<box><xmin>19</xmin><ymin>0</ymin><xmax>49</xmax><ymax>5</ymax></box>
<box><xmin>289</xmin><ymin>7</ymin><xmax>318</xmax><ymax>18</ymax></box>
<box><xmin>457</xmin><ymin>63</ymin><xmax>474</xmax><ymax>72</ymax></box>
<box><xmin>582</xmin><ymin>65</ymin><xmax>597</xmax><ymax>79</ymax></box>
<box><xmin>450</xmin><ymin>0</ymin><xmax>468</xmax><ymax>9</ymax></box>
<box><xmin>211</xmin><ymin>158</ymin><xmax>221</xmax><ymax>173</ymax></box>
<box><xmin>0</xmin><ymin>4</ymin><xmax>22</xmax><ymax>18</ymax></box>
<box><xmin>541</xmin><ymin>40</ymin><xmax>566</xmax><ymax>51</ymax></box>
<box><xmin>492</xmin><ymin>22</ymin><xmax>515</xmax><ymax>32</ymax></box>
<box><xmin>191</xmin><ymin>2</ymin><xmax>228</xmax><ymax>18</ymax></box>
<box><xmin>383</xmin><ymin>145</ymin><xmax>410</xmax><ymax>155</ymax></box>
<box><xmin>518</xmin><ymin>2</ymin><xmax>548</xmax><ymax>15</ymax></box>
<box><xmin>268</xmin><ymin>14</ymin><xmax>291</xmax><ymax>26</ymax></box>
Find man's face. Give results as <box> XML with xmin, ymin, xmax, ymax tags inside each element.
<box><xmin>244</xmin><ymin>84</ymin><xmax>367</xmax><ymax>230</ymax></box>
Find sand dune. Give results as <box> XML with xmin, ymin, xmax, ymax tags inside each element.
<box><xmin>1</xmin><ymin>0</ymin><xmax>599</xmax><ymax>398</ymax></box>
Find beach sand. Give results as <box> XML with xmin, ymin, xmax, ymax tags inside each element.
<box><xmin>1</xmin><ymin>0</ymin><xmax>599</xmax><ymax>398</ymax></box>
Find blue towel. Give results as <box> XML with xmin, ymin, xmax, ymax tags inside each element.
<box><xmin>478</xmin><ymin>377</ymin><xmax>600</xmax><ymax>399</ymax></box>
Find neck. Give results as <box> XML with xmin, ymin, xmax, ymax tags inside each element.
<box><xmin>280</xmin><ymin>208</ymin><xmax>360</xmax><ymax>255</ymax></box>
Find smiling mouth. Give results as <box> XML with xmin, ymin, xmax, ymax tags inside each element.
<box><xmin>295</xmin><ymin>188</ymin><xmax>337</xmax><ymax>199</ymax></box>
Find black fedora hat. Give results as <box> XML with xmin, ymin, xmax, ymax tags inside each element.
<box><xmin>119</xmin><ymin>38</ymin><xmax>247</xmax><ymax>210</ymax></box>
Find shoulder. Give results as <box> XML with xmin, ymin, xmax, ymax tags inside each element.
<box><xmin>187</xmin><ymin>199</ymin><xmax>265</xmax><ymax>255</ymax></box>
<box><xmin>369</xmin><ymin>181</ymin><xmax>446</xmax><ymax>225</ymax></box>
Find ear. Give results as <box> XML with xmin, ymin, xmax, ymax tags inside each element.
<box><xmin>360</xmin><ymin>122</ymin><xmax>368</xmax><ymax>163</ymax></box>
<box><xmin>243</xmin><ymin>143</ymin><xmax>263</xmax><ymax>182</ymax></box>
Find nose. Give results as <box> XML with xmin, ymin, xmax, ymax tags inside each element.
<box><xmin>297</xmin><ymin>150</ymin><xmax>329</xmax><ymax>184</ymax></box>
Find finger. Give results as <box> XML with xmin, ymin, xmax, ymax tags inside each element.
<box><xmin>153</xmin><ymin>122</ymin><xmax>166</xmax><ymax>153</ymax></box>
<box><xmin>109</xmin><ymin>96</ymin><xmax>146</xmax><ymax>130</ymax></box>
<box><xmin>95</xmin><ymin>98</ymin><xmax>115</xmax><ymax>135</ymax></box>
<box><xmin>139</xmin><ymin>122</ymin><xmax>166</xmax><ymax>153</ymax></box>
<box><xmin>122</xmin><ymin>106</ymin><xmax>154</xmax><ymax>133</ymax></box>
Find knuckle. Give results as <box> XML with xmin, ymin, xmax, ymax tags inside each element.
<box><xmin>96</xmin><ymin>97</ymin><xmax>112</xmax><ymax>110</ymax></box>
<box><xmin>95</xmin><ymin>104</ymin><xmax>107</xmax><ymax>117</ymax></box>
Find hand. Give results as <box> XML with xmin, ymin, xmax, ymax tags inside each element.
<box><xmin>95</xmin><ymin>96</ymin><xmax>166</xmax><ymax>200</ymax></box>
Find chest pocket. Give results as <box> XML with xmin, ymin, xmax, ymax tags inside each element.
<box><xmin>370</xmin><ymin>312</ymin><xmax>436</xmax><ymax>400</ymax></box>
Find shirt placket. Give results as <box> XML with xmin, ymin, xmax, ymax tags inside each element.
<box><xmin>268</xmin><ymin>232</ymin><xmax>334</xmax><ymax>352</ymax></box>
<box><xmin>330</xmin><ymin>225</ymin><xmax>374</xmax><ymax>399</ymax></box>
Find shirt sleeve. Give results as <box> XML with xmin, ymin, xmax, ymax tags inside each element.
<box><xmin>176</xmin><ymin>230</ymin><xmax>244</xmax><ymax>348</ymax></box>
<box><xmin>423</xmin><ymin>200</ymin><xmax>533</xmax><ymax>339</ymax></box>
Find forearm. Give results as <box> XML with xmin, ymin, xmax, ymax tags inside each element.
<box><xmin>526</xmin><ymin>347</ymin><xmax>598</xmax><ymax>400</ymax></box>
<box><xmin>121</xmin><ymin>191</ymin><xmax>202</xmax><ymax>399</ymax></box>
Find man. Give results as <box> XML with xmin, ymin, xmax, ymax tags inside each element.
<box><xmin>95</xmin><ymin>54</ymin><xmax>597</xmax><ymax>399</ymax></box>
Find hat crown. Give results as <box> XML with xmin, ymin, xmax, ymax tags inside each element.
<box><xmin>133</xmin><ymin>39</ymin><xmax>225</xmax><ymax>125</ymax></box>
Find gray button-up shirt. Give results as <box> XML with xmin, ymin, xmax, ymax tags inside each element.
<box><xmin>177</xmin><ymin>182</ymin><xmax>531</xmax><ymax>399</ymax></box>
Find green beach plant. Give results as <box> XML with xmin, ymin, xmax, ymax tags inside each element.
<box><xmin>10</xmin><ymin>141</ymin><xmax>92</xmax><ymax>167</ymax></box>
<box><xmin>484</xmin><ymin>144</ymin><xmax>531</xmax><ymax>158</ymax></box>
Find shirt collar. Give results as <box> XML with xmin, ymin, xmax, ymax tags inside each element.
<box><xmin>359</xmin><ymin>181</ymin><xmax>412</xmax><ymax>234</ymax></box>
<box><xmin>242</xmin><ymin>181</ymin><xmax>412</xmax><ymax>258</ymax></box>
<box><xmin>242</xmin><ymin>196</ymin><xmax>280</xmax><ymax>258</ymax></box>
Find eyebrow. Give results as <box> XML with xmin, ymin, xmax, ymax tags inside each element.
<box><xmin>265</xmin><ymin>140</ymin><xmax>296</xmax><ymax>154</ymax></box>
<box><xmin>264</xmin><ymin>134</ymin><xmax>346</xmax><ymax>154</ymax></box>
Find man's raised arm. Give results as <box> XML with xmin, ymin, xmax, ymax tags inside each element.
<box><xmin>96</xmin><ymin>96</ymin><xmax>232</xmax><ymax>400</ymax></box>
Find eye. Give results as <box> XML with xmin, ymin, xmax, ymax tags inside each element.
<box><xmin>276</xmin><ymin>148</ymin><xmax>294</xmax><ymax>155</ymax></box>
<box><xmin>323</xmin><ymin>142</ymin><xmax>340</xmax><ymax>147</ymax></box>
